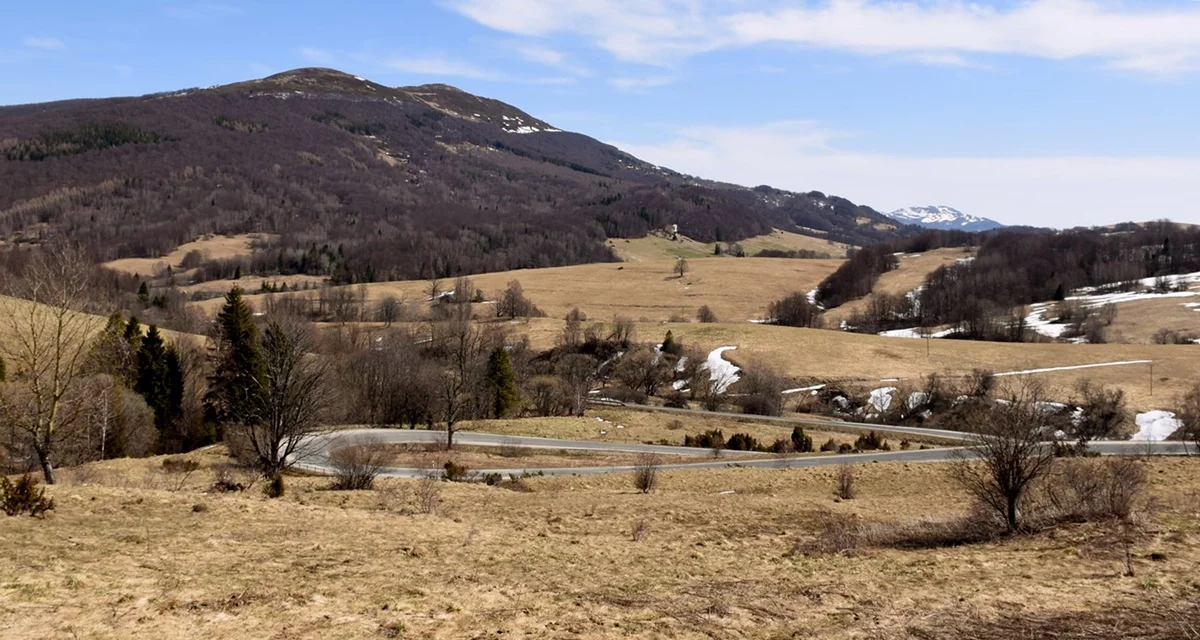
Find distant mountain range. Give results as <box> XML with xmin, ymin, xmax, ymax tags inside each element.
<box><xmin>886</xmin><ymin>206</ymin><xmax>1005</xmax><ymax>232</ymax></box>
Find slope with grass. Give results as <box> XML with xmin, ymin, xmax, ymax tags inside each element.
<box><xmin>611</xmin><ymin>229</ymin><xmax>852</xmax><ymax>262</ymax></box>
<box><xmin>101</xmin><ymin>233</ymin><xmax>276</xmax><ymax>278</ymax></box>
<box><xmin>4</xmin><ymin>450</ymin><xmax>1198</xmax><ymax>639</ymax></box>
<box><xmin>824</xmin><ymin>247</ymin><xmax>975</xmax><ymax>325</ymax></box>
<box><xmin>189</xmin><ymin>257</ymin><xmax>844</xmax><ymax>324</ymax></box>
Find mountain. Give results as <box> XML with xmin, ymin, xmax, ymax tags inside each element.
<box><xmin>0</xmin><ymin>68</ymin><xmax>904</xmax><ymax>283</ymax></box>
<box><xmin>886</xmin><ymin>206</ymin><xmax>1005</xmax><ymax>232</ymax></box>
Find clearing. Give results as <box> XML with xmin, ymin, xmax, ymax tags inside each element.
<box><xmin>610</xmin><ymin>229</ymin><xmax>852</xmax><ymax>262</ymax></box>
<box><xmin>102</xmin><ymin>233</ymin><xmax>275</xmax><ymax>278</ymax></box>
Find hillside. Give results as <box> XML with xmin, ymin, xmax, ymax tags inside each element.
<box><xmin>0</xmin><ymin>68</ymin><xmax>901</xmax><ymax>283</ymax></box>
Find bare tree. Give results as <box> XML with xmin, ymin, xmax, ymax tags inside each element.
<box><xmin>432</xmin><ymin>311</ymin><xmax>484</xmax><ymax>449</ymax></box>
<box><xmin>329</xmin><ymin>437</ymin><xmax>388</xmax><ymax>490</ymax></box>
<box><xmin>559</xmin><ymin>307</ymin><xmax>585</xmax><ymax>347</ymax></box>
<box><xmin>556</xmin><ymin>353</ymin><xmax>597</xmax><ymax>416</ymax></box>
<box><xmin>674</xmin><ymin>257</ymin><xmax>689</xmax><ymax>279</ymax></box>
<box><xmin>949</xmin><ymin>383</ymin><xmax>1057</xmax><ymax>532</ymax></box>
<box><xmin>232</xmin><ymin>316</ymin><xmax>332</xmax><ymax>478</ymax></box>
<box><xmin>633</xmin><ymin>453</ymin><xmax>660</xmax><ymax>493</ymax></box>
<box><xmin>696</xmin><ymin>305</ymin><xmax>718</xmax><ymax>323</ymax></box>
<box><xmin>0</xmin><ymin>244</ymin><xmax>98</xmax><ymax>484</ymax></box>
<box><xmin>495</xmin><ymin>280</ymin><xmax>543</xmax><ymax>319</ymax></box>
<box><xmin>375</xmin><ymin>295</ymin><xmax>402</xmax><ymax>326</ymax></box>
<box><xmin>1068</xmin><ymin>379</ymin><xmax>1128</xmax><ymax>450</ymax></box>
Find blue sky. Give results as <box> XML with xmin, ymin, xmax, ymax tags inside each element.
<box><xmin>4</xmin><ymin>1</ymin><xmax>1200</xmax><ymax>227</ymax></box>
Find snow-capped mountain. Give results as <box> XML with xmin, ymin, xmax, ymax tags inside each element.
<box><xmin>885</xmin><ymin>206</ymin><xmax>1005</xmax><ymax>232</ymax></box>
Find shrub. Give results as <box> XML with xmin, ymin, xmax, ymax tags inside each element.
<box><xmin>1</xmin><ymin>475</ymin><xmax>55</xmax><ymax>517</ymax></box>
<box><xmin>697</xmin><ymin>305</ymin><xmax>718</xmax><ymax>323</ymax></box>
<box><xmin>666</xmin><ymin>419</ymin><xmax>685</xmax><ymax>431</ymax></box>
<box><xmin>161</xmin><ymin>458</ymin><xmax>202</xmax><ymax>492</ymax></box>
<box><xmin>854</xmin><ymin>431</ymin><xmax>888</xmax><ymax>451</ymax></box>
<box><xmin>631</xmin><ymin>518</ymin><xmax>650</xmax><ymax>541</ymax></box>
<box><xmin>837</xmin><ymin>443</ymin><xmax>854</xmax><ymax>454</ymax></box>
<box><xmin>414</xmin><ymin>474</ymin><xmax>442</xmax><ymax>514</ymax></box>
<box><xmin>263</xmin><ymin>475</ymin><xmax>286</xmax><ymax>498</ymax></box>
<box><xmin>633</xmin><ymin>453</ymin><xmax>660</xmax><ymax>493</ymax></box>
<box><xmin>664</xmin><ymin>391</ymin><xmax>689</xmax><ymax>409</ymax></box>
<box><xmin>330</xmin><ymin>443</ymin><xmax>387</xmax><ymax>491</ymax></box>
<box><xmin>820</xmin><ymin>438</ymin><xmax>839</xmax><ymax>452</ymax></box>
<box><xmin>209</xmin><ymin>464</ymin><xmax>250</xmax><ymax>493</ymax></box>
<box><xmin>684</xmin><ymin>429</ymin><xmax>725</xmax><ymax>449</ymax></box>
<box><xmin>725</xmin><ymin>433</ymin><xmax>761</xmax><ymax>451</ymax></box>
<box><xmin>835</xmin><ymin>465</ymin><xmax>856</xmax><ymax>500</ymax></box>
<box><xmin>443</xmin><ymin>460</ymin><xmax>471</xmax><ymax>482</ymax></box>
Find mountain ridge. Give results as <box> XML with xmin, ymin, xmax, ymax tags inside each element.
<box><xmin>0</xmin><ymin>67</ymin><xmax>906</xmax><ymax>283</ymax></box>
<box><xmin>886</xmin><ymin>205</ymin><xmax>1005</xmax><ymax>232</ymax></box>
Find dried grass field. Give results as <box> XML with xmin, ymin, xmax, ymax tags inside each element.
<box><xmin>2</xmin><ymin>446</ymin><xmax>1198</xmax><ymax>639</ymax></box>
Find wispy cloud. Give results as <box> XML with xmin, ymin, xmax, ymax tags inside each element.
<box><xmin>608</xmin><ymin>75</ymin><xmax>674</xmax><ymax>91</ymax></box>
<box><xmin>512</xmin><ymin>43</ymin><xmax>590</xmax><ymax>76</ymax></box>
<box><xmin>614</xmin><ymin>120</ymin><xmax>1200</xmax><ymax>227</ymax></box>
<box><xmin>448</xmin><ymin>0</ymin><xmax>1200</xmax><ymax>73</ymax></box>
<box><xmin>23</xmin><ymin>36</ymin><xmax>65</xmax><ymax>51</ymax></box>
<box><xmin>299</xmin><ymin>47</ymin><xmax>335</xmax><ymax>65</ymax></box>
<box><xmin>382</xmin><ymin>55</ymin><xmax>504</xmax><ymax>81</ymax></box>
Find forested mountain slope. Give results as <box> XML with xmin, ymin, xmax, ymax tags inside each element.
<box><xmin>0</xmin><ymin>68</ymin><xmax>902</xmax><ymax>282</ymax></box>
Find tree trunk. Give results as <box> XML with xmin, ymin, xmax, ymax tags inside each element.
<box><xmin>1006</xmin><ymin>497</ymin><xmax>1018</xmax><ymax>532</ymax></box>
<box><xmin>39</xmin><ymin>457</ymin><xmax>56</xmax><ymax>485</ymax></box>
<box><xmin>446</xmin><ymin>424</ymin><xmax>455</xmax><ymax>451</ymax></box>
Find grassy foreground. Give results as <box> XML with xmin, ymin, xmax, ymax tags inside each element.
<box><xmin>2</xmin><ymin>448</ymin><xmax>1198</xmax><ymax>639</ymax></box>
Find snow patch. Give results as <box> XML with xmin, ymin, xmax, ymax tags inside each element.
<box><xmin>994</xmin><ymin>360</ymin><xmax>1152</xmax><ymax>377</ymax></box>
<box><xmin>868</xmin><ymin>387</ymin><xmax>897</xmax><ymax>412</ymax></box>
<box><xmin>1133</xmin><ymin>411</ymin><xmax>1182</xmax><ymax>442</ymax></box>
<box><xmin>783</xmin><ymin>384</ymin><xmax>826</xmax><ymax>395</ymax></box>
<box><xmin>704</xmin><ymin>347</ymin><xmax>741</xmax><ymax>394</ymax></box>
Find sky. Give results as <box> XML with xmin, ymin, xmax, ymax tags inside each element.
<box><xmin>4</xmin><ymin>1</ymin><xmax>1200</xmax><ymax>228</ymax></box>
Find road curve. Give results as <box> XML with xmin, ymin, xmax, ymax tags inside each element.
<box><xmin>291</xmin><ymin>428</ymin><xmax>1194</xmax><ymax>480</ymax></box>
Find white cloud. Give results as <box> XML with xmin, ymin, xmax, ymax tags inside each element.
<box><xmin>448</xmin><ymin>0</ymin><xmax>1200</xmax><ymax>72</ymax></box>
<box><xmin>513</xmin><ymin>43</ymin><xmax>591</xmax><ymax>76</ymax></box>
<box><xmin>382</xmin><ymin>56</ymin><xmax>503</xmax><ymax>80</ymax></box>
<box><xmin>23</xmin><ymin>37</ymin><xmax>65</xmax><ymax>51</ymax></box>
<box><xmin>612</xmin><ymin>121</ymin><xmax>1200</xmax><ymax>228</ymax></box>
<box><xmin>608</xmin><ymin>75</ymin><xmax>675</xmax><ymax>91</ymax></box>
<box><xmin>299</xmin><ymin>47</ymin><xmax>335</xmax><ymax>65</ymax></box>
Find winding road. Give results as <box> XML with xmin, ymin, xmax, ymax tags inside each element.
<box><xmin>292</xmin><ymin>427</ymin><xmax>1193</xmax><ymax>479</ymax></box>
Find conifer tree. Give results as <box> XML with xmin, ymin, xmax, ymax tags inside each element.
<box><xmin>486</xmin><ymin>347</ymin><xmax>520</xmax><ymax>419</ymax></box>
<box><xmin>137</xmin><ymin>281</ymin><xmax>151</xmax><ymax>308</ymax></box>
<box><xmin>661</xmin><ymin>330</ymin><xmax>682</xmax><ymax>356</ymax></box>
<box><xmin>135</xmin><ymin>325</ymin><xmax>183</xmax><ymax>438</ymax></box>
<box><xmin>205</xmin><ymin>287</ymin><xmax>267</xmax><ymax>429</ymax></box>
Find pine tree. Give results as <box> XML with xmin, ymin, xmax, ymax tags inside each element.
<box><xmin>486</xmin><ymin>347</ymin><xmax>520</xmax><ymax>419</ymax></box>
<box><xmin>123</xmin><ymin>316</ymin><xmax>143</xmax><ymax>352</ymax></box>
<box><xmin>137</xmin><ymin>281</ymin><xmax>151</xmax><ymax>308</ymax></box>
<box><xmin>135</xmin><ymin>326</ymin><xmax>183</xmax><ymax>439</ymax></box>
<box><xmin>791</xmin><ymin>426</ymin><xmax>813</xmax><ymax>453</ymax></box>
<box><xmin>205</xmin><ymin>287</ymin><xmax>267</xmax><ymax>429</ymax></box>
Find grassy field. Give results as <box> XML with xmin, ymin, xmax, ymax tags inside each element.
<box><xmin>0</xmin><ymin>295</ymin><xmax>203</xmax><ymax>350</ymax></box>
<box><xmin>3</xmin><ymin>449</ymin><xmax>1197</xmax><ymax>639</ymax></box>
<box><xmin>1105</xmin><ymin>292</ymin><xmax>1200</xmax><ymax>344</ymax></box>
<box><xmin>190</xmin><ymin>257</ymin><xmax>845</xmax><ymax>325</ymax></box>
<box><xmin>102</xmin><ymin>233</ymin><xmax>275</xmax><ymax>277</ymax></box>
<box><xmin>377</xmin><ymin>443</ymin><xmax>713</xmax><ymax>470</ymax></box>
<box><xmin>611</xmin><ymin>229</ymin><xmax>851</xmax><ymax>262</ymax></box>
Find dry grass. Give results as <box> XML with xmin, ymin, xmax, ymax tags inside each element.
<box><xmin>826</xmin><ymin>247</ymin><xmax>976</xmax><ymax>324</ymax></box>
<box><xmin>611</xmin><ymin>229</ymin><xmax>851</xmax><ymax>262</ymax></box>
<box><xmin>1106</xmin><ymin>292</ymin><xmax>1200</xmax><ymax>344</ymax></box>
<box><xmin>102</xmin><ymin>233</ymin><xmax>275</xmax><ymax>277</ymax></box>
<box><xmin>4</xmin><ymin>451</ymin><xmax>1198</xmax><ymax>639</ymax></box>
<box><xmin>0</xmin><ymin>295</ymin><xmax>204</xmax><ymax>350</ymax></box>
<box><xmin>376</xmin><ymin>443</ymin><xmax>712</xmax><ymax>470</ymax></box>
<box><xmin>462</xmin><ymin>409</ymin><xmax>869</xmax><ymax>449</ymax></box>
<box><xmin>176</xmin><ymin>274</ymin><xmax>326</xmax><ymax>296</ymax></box>
<box><xmin>190</xmin><ymin>257</ymin><xmax>844</xmax><ymax>323</ymax></box>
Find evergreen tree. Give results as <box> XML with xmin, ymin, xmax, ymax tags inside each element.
<box><xmin>137</xmin><ymin>281</ymin><xmax>151</xmax><ymax>308</ymax></box>
<box><xmin>485</xmin><ymin>347</ymin><xmax>520</xmax><ymax>419</ymax></box>
<box><xmin>204</xmin><ymin>287</ymin><xmax>267</xmax><ymax>429</ymax></box>
<box><xmin>86</xmin><ymin>311</ymin><xmax>138</xmax><ymax>385</ymax></box>
<box><xmin>791</xmin><ymin>426</ymin><xmax>813</xmax><ymax>453</ymax></box>
<box><xmin>123</xmin><ymin>316</ymin><xmax>143</xmax><ymax>352</ymax></box>
<box><xmin>135</xmin><ymin>326</ymin><xmax>183</xmax><ymax>439</ymax></box>
<box><xmin>661</xmin><ymin>330</ymin><xmax>682</xmax><ymax>356</ymax></box>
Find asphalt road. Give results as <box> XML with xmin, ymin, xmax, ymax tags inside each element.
<box><xmin>292</xmin><ymin>428</ymin><xmax>1194</xmax><ymax>479</ymax></box>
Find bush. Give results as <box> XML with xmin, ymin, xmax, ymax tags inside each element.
<box><xmin>263</xmin><ymin>474</ymin><xmax>286</xmax><ymax>498</ymax></box>
<box><xmin>330</xmin><ymin>443</ymin><xmax>387</xmax><ymax>490</ymax></box>
<box><xmin>664</xmin><ymin>391</ymin><xmax>689</xmax><ymax>409</ymax></box>
<box><xmin>633</xmin><ymin>453</ymin><xmax>660</xmax><ymax>493</ymax></box>
<box><xmin>631</xmin><ymin>518</ymin><xmax>650</xmax><ymax>541</ymax></box>
<box><xmin>1</xmin><ymin>475</ymin><xmax>55</xmax><ymax>517</ymax></box>
<box><xmin>725</xmin><ymin>433</ymin><xmax>761</xmax><ymax>451</ymax></box>
<box><xmin>414</xmin><ymin>474</ymin><xmax>441</xmax><ymax>514</ymax></box>
<box><xmin>161</xmin><ymin>457</ymin><xmax>202</xmax><ymax>491</ymax></box>
<box><xmin>684</xmin><ymin>429</ymin><xmax>725</xmax><ymax>449</ymax></box>
<box><xmin>854</xmin><ymin>431</ymin><xmax>888</xmax><ymax>451</ymax></box>
<box><xmin>837</xmin><ymin>443</ymin><xmax>854</xmax><ymax>454</ymax></box>
<box><xmin>820</xmin><ymin>438</ymin><xmax>839</xmax><ymax>452</ymax></box>
<box><xmin>697</xmin><ymin>305</ymin><xmax>718</xmax><ymax>323</ymax></box>
<box><xmin>835</xmin><ymin>465</ymin><xmax>856</xmax><ymax>499</ymax></box>
<box><xmin>666</xmin><ymin>419</ymin><xmax>685</xmax><ymax>431</ymax></box>
<box><xmin>443</xmin><ymin>461</ymin><xmax>471</xmax><ymax>482</ymax></box>
<box><xmin>209</xmin><ymin>464</ymin><xmax>249</xmax><ymax>493</ymax></box>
